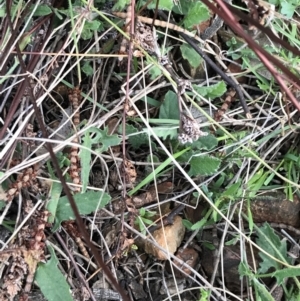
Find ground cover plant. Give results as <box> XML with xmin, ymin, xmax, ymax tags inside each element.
<box><xmin>1</xmin><ymin>0</ymin><xmax>300</xmax><ymax>300</ymax></box>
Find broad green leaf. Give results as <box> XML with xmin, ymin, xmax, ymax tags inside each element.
<box><xmin>147</xmin><ymin>0</ymin><xmax>173</xmax><ymax>10</ymax></box>
<box><xmin>180</xmin><ymin>43</ymin><xmax>202</xmax><ymax>68</ymax></box>
<box><xmin>30</xmin><ymin>4</ymin><xmax>52</xmax><ymax>16</ymax></box>
<box><xmin>123</xmin><ymin>124</ymin><xmax>153</xmax><ymax>149</ymax></box>
<box><xmin>35</xmin><ymin>245</ymin><xmax>73</xmax><ymax>301</ymax></box>
<box><xmin>46</xmin><ymin>181</ymin><xmax>63</xmax><ymax>223</ymax></box>
<box><xmin>95</xmin><ymin>127</ymin><xmax>121</xmax><ymax>153</ymax></box>
<box><xmin>119</xmin><ymin>124</ymin><xmax>157</xmax><ymax>149</ymax></box>
<box><xmin>190</xmin><ymin>134</ymin><xmax>218</xmax><ymax>150</ymax></box>
<box><xmin>84</xmin><ymin>20</ymin><xmax>102</xmax><ymax>31</ymax></box>
<box><xmin>148</xmin><ymin>126</ymin><xmax>178</xmax><ymax>140</ymax></box>
<box><xmin>183</xmin><ymin>2</ymin><xmax>210</xmax><ymax>29</ymax></box>
<box><xmin>193</xmin><ymin>81</ymin><xmax>227</xmax><ymax>99</ymax></box>
<box><xmin>256</xmin><ymin>223</ymin><xmax>289</xmax><ymax>273</ymax></box>
<box><xmin>272</xmin><ymin>267</ymin><xmax>300</xmax><ymax>285</ymax></box>
<box><xmin>52</xmin><ymin>191</ymin><xmax>111</xmax><ymax>232</ymax></box>
<box><xmin>188</xmin><ymin>155</ymin><xmax>221</xmax><ymax>176</ymax></box>
<box><xmin>280</xmin><ymin>3</ymin><xmax>296</xmax><ymax>19</ymax></box>
<box><xmin>159</xmin><ymin>91</ymin><xmax>180</xmax><ymax>120</ymax></box>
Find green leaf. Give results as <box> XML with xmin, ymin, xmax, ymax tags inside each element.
<box><xmin>81</xmin><ymin>132</ymin><xmax>92</xmax><ymax>193</ymax></box>
<box><xmin>193</xmin><ymin>81</ymin><xmax>226</xmax><ymax>99</ymax></box>
<box><xmin>256</xmin><ymin>223</ymin><xmax>289</xmax><ymax>273</ymax></box>
<box><xmin>46</xmin><ymin>181</ymin><xmax>63</xmax><ymax>224</ymax></box>
<box><xmin>190</xmin><ymin>134</ymin><xmax>218</xmax><ymax>150</ymax></box>
<box><xmin>183</xmin><ymin>2</ymin><xmax>210</xmax><ymax>29</ymax></box>
<box><xmin>182</xmin><ymin>219</ymin><xmax>193</xmax><ymax>230</ymax></box>
<box><xmin>147</xmin><ymin>0</ymin><xmax>173</xmax><ymax>10</ymax></box>
<box><xmin>172</xmin><ymin>0</ymin><xmax>191</xmax><ymax>14</ymax></box>
<box><xmin>280</xmin><ymin>3</ymin><xmax>296</xmax><ymax>19</ymax></box>
<box><xmin>191</xmin><ymin>217</ymin><xmax>207</xmax><ymax>230</ymax></box>
<box><xmin>124</xmin><ymin>124</ymin><xmax>152</xmax><ymax>149</ymax></box>
<box><xmin>84</xmin><ymin>20</ymin><xmax>102</xmax><ymax>31</ymax></box>
<box><xmin>52</xmin><ymin>191</ymin><xmax>111</xmax><ymax>232</ymax></box>
<box><xmin>238</xmin><ymin>261</ymin><xmax>274</xmax><ymax>300</ymax></box>
<box><xmin>180</xmin><ymin>43</ymin><xmax>202</xmax><ymax>68</ymax></box>
<box><xmin>30</xmin><ymin>4</ymin><xmax>52</xmax><ymax>16</ymax></box>
<box><xmin>148</xmin><ymin>126</ymin><xmax>178</xmax><ymax>140</ymax></box>
<box><xmin>0</xmin><ymin>200</ymin><xmax>5</xmax><ymax>210</ymax></box>
<box><xmin>129</xmin><ymin>147</ymin><xmax>190</xmax><ymax>195</ymax></box>
<box><xmin>112</xmin><ymin>0</ymin><xmax>130</xmax><ymax>10</ymax></box>
<box><xmin>148</xmin><ymin>64</ymin><xmax>162</xmax><ymax>80</ymax></box>
<box><xmin>272</xmin><ymin>267</ymin><xmax>300</xmax><ymax>285</ymax></box>
<box><xmin>81</xmin><ymin>61</ymin><xmax>94</xmax><ymax>76</ymax></box>
<box><xmin>35</xmin><ymin>245</ymin><xmax>73</xmax><ymax>301</ymax></box>
<box><xmin>141</xmin><ymin>217</ymin><xmax>155</xmax><ymax>225</ymax></box>
<box><xmin>188</xmin><ymin>155</ymin><xmax>221</xmax><ymax>176</ymax></box>
<box><xmin>159</xmin><ymin>91</ymin><xmax>180</xmax><ymax>119</ymax></box>
<box><xmin>222</xmin><ymin>181</ymin><xmax>242</xmax><ymax>198</ymax></box>
<box><xmin>139</xmin><ymin>207</ymin><xmax>146</xmax><ymax>216</ymax></box>
<box><xmin>79</xmin><ymin>127</ymin><xmax>121</xmax><ymax>154</ymax></box>
<box><xmin>252</xmin><ymin>277</ymin><xmax>274</xmax><ymax>301</ymax></box>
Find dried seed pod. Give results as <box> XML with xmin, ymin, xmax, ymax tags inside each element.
<box><xmin>178</xmin><ymin>113</ymin><xmax>208</xmax><ymax>144</ymax></box>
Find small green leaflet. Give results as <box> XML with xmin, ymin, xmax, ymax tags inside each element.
<box><xmin>238</xmin><ymin>262</ymin><xmax>274</xmax><ymax>301</ymax></box>
<box><xmin>80</xmin><ymin>127</ymin><xmax>121</xmax><ymax>192</ymax></box>
<box><xmin>35</xmin><ymin>245</ymin><xmax>73</xmax><ymax>301</ymax></box>
<box><xmin>183</xmin><ymin>2</ymin><xmax>210</xmax><ymax>29</ymax></box>
<box><xmin>29</xmin><ymin>4</ymin><xmax>52</xmax><ymax>16</ymax></box>
<box><xmin>81</xmin><ymin>20</ymin><xmax>103</xmax><ymax>40</ymax></box>
<box><xmin>180</xmin><ymin>44</ymin><xmax>202</xmax><ymax>68</ymax></box>
<box><xmin>147</xmin><ymin>0</ymin><xmax>173</xmax><ymax>10</ymax></box>
<box><xmin>122</xmin><ymin>124</ymin><xmax>153</xmax><ymax>149</ymax></box>
<box><xmin>189</xmin><ymin>134</ymin><xmax>218</xmax><ymax>151</ymax></box>
<box><xmin>112</xmin><ymin>0</ymin><xmax>130</xmax><ymax>11</ymax></box>
<box><xmin>159</xmin><ymin>91</ymin><xmax>180</xmax><ymax>120</ymax></box>
<box><xmin>147</xmin><ymin>126</ymin><xmax>178</xmax><ymax>140</ymax></box>
<box><xmin>193</xmin><ymin>81</ymin><xmax>226</xmax><ymax>99</ymax></box>
<box><xmin>280</xmin><ymin>3</ymin><xmax>296</xmax><ymax>19</ymax></box>
<box><xmin>256</xmin><ymin>223</ymin><xmax>290</xmax><ymax>274</ymax></box>
<box><xmin>272</xmin><ymin>267</ymin><xmax>300</xmax><ymax>285</ymax></box>
<box><xmin>0</xmin><ymin>200</ymin><xmax>5</xmax><ymax>210</ymax></box>
<box><xmin>46</xmin><ymin>181</ymin><xmax>63</xmax><ymax>224</ymax></box>
<box><xmin>81</xmin><ymin>61</ymin><xmax>94</xmax><ymax>76</ymax></box>
<box><xmin>52</xmin><ymin>191</ymin><xmax>111</xmax><ymax>232</ymax></box>
<box><xmin>188</xmin><ymin>155</ymin><xmax>221</xmax><ymax>176</ymax></box>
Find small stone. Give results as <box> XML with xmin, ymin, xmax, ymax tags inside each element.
<box><xmin>144</xmin><ymin>216</ymin><xmax>185</xmax><ymax>260</ymax></box>
<box><xmin>172</xmin><ymin>247</ymin><xmax>199</xmax><ymax>277</ymax></box>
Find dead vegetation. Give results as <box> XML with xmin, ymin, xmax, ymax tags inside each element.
<box><xmin>1</xmin><ymin>0</ymin><xmax>300</xmax><ymax>300</ymax></box>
